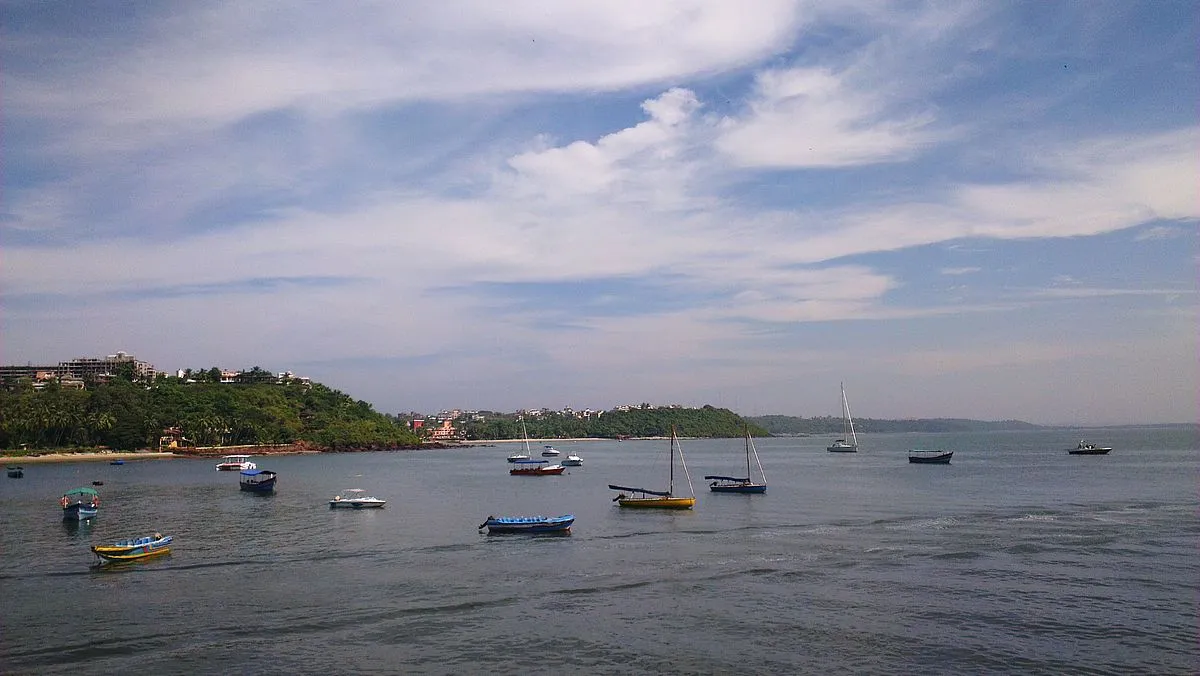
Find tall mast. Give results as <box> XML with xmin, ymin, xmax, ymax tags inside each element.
<box><xmin>745</xmin><ymin>424</ymin><xmax>752</xmax><ymax>478</ymax></box>
<box><xmin>668</xmin><ymin>425</ymin><xmax>675</xmax><ymax>494</ymax></box>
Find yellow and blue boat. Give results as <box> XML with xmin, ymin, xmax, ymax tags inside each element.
<box><xmin>91</xmin><ymin>534</ymin><xmax>172</xmax><ymax>563</ymax></box>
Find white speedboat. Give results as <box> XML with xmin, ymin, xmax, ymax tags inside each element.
<box><xmin>215</xmin><ymin>455</ymin><xmax>256</xmax><ymax>471</ymax></box>
<box><xmin>329</xmin><ymin>489</ymin><xmax>387</xmax><ymax>509</ymax></box>
<box><xmin>541</xmin><ymin>445</ymin><xmax>561</xmax><ymax>457</ymax></box>
<box><xmin>561</xmin><ymin>454</ymin><xmax>583</xmax><ymax>466</ymax></box>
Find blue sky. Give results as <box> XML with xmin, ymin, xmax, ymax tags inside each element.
<box><xmin>3</xmin><ymin>1</ymin><xmax>1196</xmax><ymax>424</ymax></box>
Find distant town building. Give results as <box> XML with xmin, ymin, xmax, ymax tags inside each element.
<box><xmin>0</xmin><ymin>350</ymin><xmax>156</xmax><ymax>385</ymax></box>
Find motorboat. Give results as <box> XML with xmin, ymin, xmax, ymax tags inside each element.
<box><xmin>561</xmin><ymin>453</ymin><xmax>583</xmax><ymax>466</ymax></box>
<box><xmin>60</xmin><ymin>487</ymin><xmax>100</xmax><ymax>521</ymax></box>
<box><xmin>510</xmin><ymin>459</ymin><xmax>565</xmax><ymax>476</ymax></box>
<box><xmin>215</xmin><ymin>455</ymin><xmax>256</xmax><ymax>471</ymax></box>
<box><xmin>239</xmin><ymin>469</ymin><xmax>278</xmax><ymax>493</ymax></box>
<box><xmin>92</xmin><ymin>533</ymin><xmax>172</xmax><ymax>563</ymax></box>
<box><xmin>329</xmin><ymin>489</ymin><xmax>387</xmax><ymax>509</ymax></box>
<box><xmin>1068</xmin><ymin>440</ymin><xmax>1112</xmax><ymax>455</ymax></box>
<box><xmin>541</xmin><ymin>445</ymin><xmax>561</xmax><ymax>457</ymax></box>
<box><xmin>7</xmin><ymin>466</ymin><xmax>24</xmax><ymax>478</ymax></box>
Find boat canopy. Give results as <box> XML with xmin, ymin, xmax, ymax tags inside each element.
<box><xmin>64</xmin><ymin>487</ymin><xmax>99</xmax><ymax>496</ymax></box>
<box><xmin>512</xmin><ymin>459</ymin><xmax>549</xmax><ymax>465</ymax></box>
<box><xmin>607</xmin><ymin>484</ymin><xmax>671</xmax><ymax>497</ymax></box>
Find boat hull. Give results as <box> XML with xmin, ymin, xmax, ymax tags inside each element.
<box><xmin>239</xmin><ymin>479</ymin><xmax>277</xmax><ymax>492</ymax></box>
<box><xmin>7</xmin><ymin>469</ymin><xmax>23</xmax><ymax>478</ymax></box>
<box><xmin>62</xmin><ymin>504</ymin><xmax>99</xmax><ymax>521</ymax></box>
<box><xmin>329</xmin><ymin>500</ymin><xmax>386</xmax><ymax>508</ymax></box>
<box><xmin>1068</xmin><ymin>448</ymin><xmax>1112</xmax><ymax>455</ymax></box>
<box><xmin>483</xmin><ymin>515</ymin><xmax>574</xmax><ymax>534</ymax></box>
<box><xmin>827</xmin><ymin>444</ymin><xmax>857</xmax><ymax>453</ymax></box>
<box><xmin>561</xmin><ymin>459</ymin><xmax>583</xmax><ymax>466</ymax></box>
<box><xmin>709</xmin><ymin>483</ymin><xmax>767</xmax><ymax>493</ymax></box>
<box><xmin>909</xmin><ymin>452</ymin><xmax>953</xmax><ymax>464</ymax></box>
<box><xmin>617</xmin><ymin>496</ymin><xmax>695</xmax><ymax>509</ymax></box>
<box><xmin>509</xmin><ymin>466</ymin><xmax>565</xmax><ymax>476</ymax></box>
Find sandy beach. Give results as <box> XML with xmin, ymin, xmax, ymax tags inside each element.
<box><xmin>0</xmin><ymin>451</ymin><xmax>178</xmax><ymax>464</ymax></box>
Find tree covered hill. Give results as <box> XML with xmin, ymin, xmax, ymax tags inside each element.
<box><xmin>458</xmin><ymin>405</ymin><xmax>767</xmax><ymax>440</ymax></box>
<box><xmin>0</xmin><ymin>374</ymin><xmax>420</xmax><ymax>452</ymax></box>
<box><xmin>746</xmin><ymin>415</ymin><xmax>1042</xmax><ymax>435</ymax></box>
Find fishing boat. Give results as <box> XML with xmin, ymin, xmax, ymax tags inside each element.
<box><xmin>1069</xmin><ymin>440</ymin><xmax>1112</xmax><ymax>455</ymax></box>
<box><xmin>509</xmin><ymin>459</ymin><xmax>566</xmax><ymax>476</ymax></box>
<box><xmin>705</xmin><ymin>425</ymin><xmax>767</xmax><ymax>493</ymax></box>
<box><xmin>7</xmin><ymin>466</ymin><xmax>23</xmax><ymax>478</ymax></box>
<box><xmin>506</xmin><ymin>418</ymin><xmax>534</xmax><ymax>463</ymax></box>
<box><xmin>478</xmin><ymin>514</ymin><xmax>574</xmax><ymax>534</ymax></box>
<box><xmin>239</xmin><ymin>469</ymin><xmax>278</xmax><ymax>493</ymax></box>
<box><xmin>561</xmin><ymin>453</ymin><xmax>583</xmax><ymax>466</ymax></box>
<box><xmin>609</xmin><ymin>425</ymin><xmax>696</xmax><ymax>509</ymax></box>
<box><xmin>329</xmin><ymin>489</ymin><xmax>387</xmax><ymax>509</ymax></box>
<box><xmin>215</xmin><ymin>454</ymin><xmax>256</xmax><ymax>471</ymax></box>
<box><xmin>92</xmin><ymin>533</ymin><xmax>172</xmax><ymax>563</ymax></box>
<box><xmin>908</xmin><ymin>449</ymin><xmax>953</xmax><ymax>464</ymax></box>
<box><xmin>541</xmin><ymin>444</ymin><xmax>561</xmax><ymax>457</ymax></box>
<box><xmin>60</xmin><ymin>487</ymin><xmax>100</xmax><ymax>521</ymax></box>
<box><xmin>827</xmin><ymin>382</ymin><xmax>859</xmax><ymax>452</ymax></box>
<box><xmin>109</xmin><ymin>459</ymin><xmax>125</xmax><ymax>466</ymax></box>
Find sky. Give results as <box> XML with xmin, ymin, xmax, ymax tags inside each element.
<box><xmin>2</xmin><ymin>1</ymin><xmax>1197</xmax><ymax>425</ymax></box>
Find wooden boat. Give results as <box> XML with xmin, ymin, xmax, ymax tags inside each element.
<box><xmin>60</xmin><ymin>487</ymin><xmax>100</xmax><ymax>521</ymax></box>
<box><xmin>7</xmin><ymin>466</ymin><xmax>24</xmax><ymax>478</ymax></box>
<box><xmin>1068</xmin><ymin>440</ymin><xmax>1112</xmax><ymax>455</ymax></box>
<box><xmin>507</xmin><ymin>417</ymin><xmax>533</xmax><ymax>463</ymax></box>
<box><xmin>239</xmin><ymin>469</ymin><xmax>277</xmax><ymax>493</ymax></box>
<box><xmin>478</xmin><ymin>514</ymin><xmax>574</xmax><ymax>534</ymax></box>
<box><xmin>908</xmin><ymin>449</ymin><xmax>953</xmax><ymax>464</ymax></box>
<box><xmin>705</xmin><ymin>424</ymin><xmax>767</xmax><ymax>493</ymax></box>
<box><xmin>215</xmin><ymin>454</ymin><xmax>256</xmax><ymax>471</ymax></box>
<box><xmin>609</xmin><ymin>425</ymin><xmax>696</xmax><ymax>509</ymax></box>
<box><xmin>827</xmin><ymin>382</ymin><xmax>859</xmax><ymax>452</ymax></box>
<box><xmin>92</xmin><ymin>533</ymin><xmax>172</xmax><ymax>563</ymax></box>
<box><xmin>329</xmin><ymin>489</ymin><xmax>387</xmax><ymax>508</ymax></box>
<box><xmin>509</xmin><ymin>459</ymin><xmax>566</xmax><ymax>476</ymax></box>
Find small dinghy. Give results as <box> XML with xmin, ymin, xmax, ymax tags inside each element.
<box><xmin>92</xmin><ymin>533</ymin><xmax>172</xmax><ymax>563</ymax></box>
<box><xmin>478</xmin><ymin>514</ymin><xmax>574</xmax><ymax>534</ymax></box>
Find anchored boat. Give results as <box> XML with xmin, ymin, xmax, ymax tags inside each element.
<box><xmin>705</xmin><ymin>424</ymin><xmax>767</xmax><ymax>493</ymax></box>
<box><xmin>92</xmin><ymin>533</ymin><xmax>172</xmax><ymax>563</ymax></box>
<box><xmin>510</xmin><ymin>459</ymin><xmax>565</xmax><ymax>476</ymax></box>
<box><xmin>329</xmin><ymin>489</ymin><xmax>387</xmax><ymax>509</ymax></box>
<box><xmin>908</xmin><ymin>449</ymin><xmax>954</xmax><ymax>464</ymax></box>
<box><xmin>60</xmin><ymin>487</ymin><xmax>100</xmax><ymax>521</ymax></box>
<box><xmin>827</xmin><ymin>382</ymin><xmax>859</xmax><ymax>452</ymax></box>
<box><xmin>609</xmin><ymin>425</ymin><xmax>696</xmax><ymax>509</ymax></box>
<box><xmin>215</xmin><ymin>454</ymin><xmax>256</xmax><ymax>471</ymax></box>
<box><xmin>478</xmin><ymin>514</ymin><xmax>574</xmax><ymax>534</ymax></box>
<box><xmin>239</xmin><ymin>469</ymin><xmax>278</xmax><ymax>493</ymax></box>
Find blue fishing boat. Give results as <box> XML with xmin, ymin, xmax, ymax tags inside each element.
<box><xmin>109</xmin><ymin>459</ymin><xmax>125</xmax><ymax>466</ymax></box>
<box><xmin>705</xmin><ymin>425</ymin><xmax>767</xmax><ymax>494</ymax></box>
<box><xmin>239</xmin><ymin>469</ymin><xmax>277</xmax><ymax>493</ymax></box>
<box><xmin>478</xmin><ymin>514</ymin><xmax>574</xmax><ymax>534</ymax></box>
<box><xmin>60</xmin><ymin>487</ymin><xmax>100</xmax><ymax>520</ymax></box>
<box><xmin>92</xmin><ymin>533</ymin><xmax>172</xmax><ymax>563</ymax></box>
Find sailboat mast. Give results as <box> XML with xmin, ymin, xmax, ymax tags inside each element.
<box><xmin>668</xmin><ymin>425</ymin><xmax>675</xmax><ymax>495</ymax></box>
<box><xmin>521</xmin><ymin>417</ymin><xmax>531</xmax><ymax>455</ymax></box>
<box><xmin>744</xmin><ymin>424</ymin><xmax>752</xmax><ymax>478</ymax></box>
<box><xmin>845</xmin><ymin>384</ymin><xmax>858</xmax><ymax>447</ymax></box>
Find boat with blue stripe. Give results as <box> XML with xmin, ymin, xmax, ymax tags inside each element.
<box><xmin>479</xmin><ymin>514</ymin><xmax>574</xmax><ymax>534</ymax></box>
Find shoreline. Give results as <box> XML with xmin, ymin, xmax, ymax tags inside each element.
<box><xmin>1</xmin><ymin>452</ymin><xmax>178</xmax><ymax>464</ymax></box>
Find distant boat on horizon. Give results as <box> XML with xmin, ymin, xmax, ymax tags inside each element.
<box><xmin>828</xmin><ymin>382</ymin><xmax>859</xmax><ymax>453</ymax></box>
<box><xmin>1069</xmin><ymin>440</ymin><xmax>1112</xmax><ymax>455</ymax></box>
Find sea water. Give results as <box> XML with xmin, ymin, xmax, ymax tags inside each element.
<box><xmin>1</xmin><ymin>426</ymin><xmax>1196</xmax><ymax>674</ymax></box>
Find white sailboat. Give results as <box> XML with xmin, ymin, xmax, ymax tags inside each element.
<box><xmin>827</xmin><ymin>382</ymin><xmax>859</xmax><ymax>453</ymax></box>
<box><xmin>506</xmin><ymin>418</ymin><xmax>533</xmax><ymax>463</ymax></box>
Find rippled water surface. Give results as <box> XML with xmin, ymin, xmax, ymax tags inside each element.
<box><xmin>2</xmin><ymin>427</ymin><xmax>1197</xmax><ymax>674</ymax></box>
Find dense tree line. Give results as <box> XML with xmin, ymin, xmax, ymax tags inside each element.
<box><xmin>456</xmin><ymin>405</ymin><xmax>768</xmax><ymax>440</ymax></box>
<box><xmin>746</xmin><ymin>415</ymin><xmax>1041</xmax><ymax>435</ymax></box>
<box><xmin>0</xmin><ymin>373</ymin><xmax>420</xmax><ymax>452</ymax></box>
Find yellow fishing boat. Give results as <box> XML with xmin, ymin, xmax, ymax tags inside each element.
<box><xmin>609</xmin><ymin>425</ymin><xmax>696</xmax><ymax>509</ymax></box>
